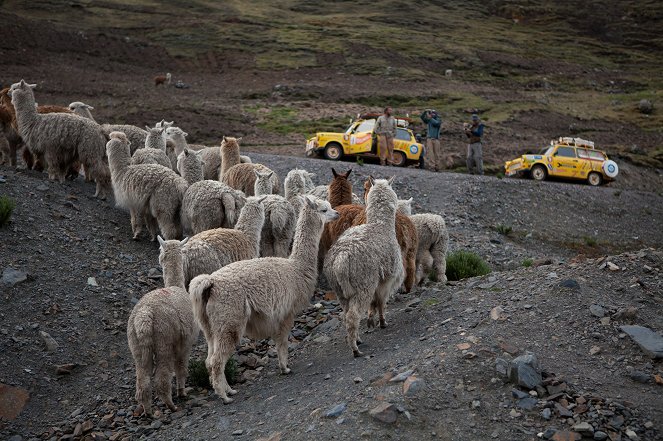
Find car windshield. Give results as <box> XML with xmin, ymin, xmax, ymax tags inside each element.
<box><xmin>541</xmin><ymin>147</ymin><xmax>553</xmax><ymax>155</ymax></box>
<box><xmin>354</xmin><ymin>119</ymin><xmax>375</xmax><ymax>133</ymax></box>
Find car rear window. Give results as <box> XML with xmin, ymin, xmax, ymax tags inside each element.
<box><xmin>588</xmin><ymin>150</ymin><xmax>606</xmax><ymax>160</ymax></box>
<box><xmin>577</xmin><ymin>149</ymin><xmax>590</xmax><ymax>159</ymax></box>
<box><xmin>555</xmin><ymin>147</ymin><xmax>576</xmax><ymax>158</ymax></box>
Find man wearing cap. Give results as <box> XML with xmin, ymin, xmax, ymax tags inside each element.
<box><xmin>420</xmin><ymin>109</ymin><xmax>442</xmax><ymax>171</ymax></box>
<box><xmin>464</xmin><ymin>114</ymin><xmax>485</xmax><ymax>175</ymax></box>
<box><xmin>375</xmin><ymin>106</ymin><xmax>397</xmax><ymax>166</ymax></box>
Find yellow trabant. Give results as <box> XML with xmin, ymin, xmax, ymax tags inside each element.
<box><xmin>306</xmin><ymin>114</ymin><xmax>423</xmax><ymax>167</ymax></box>
<box><xmin>504</xmin><ymin>137</ymin><xmax>618</xmax><ymax>186</ymax></box>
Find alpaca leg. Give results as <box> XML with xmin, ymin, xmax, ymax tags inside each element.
<box><xmin>135</xmin><ymin>365</ymin><xmax>153</xmax><ymax>417</ymax></box>
<box><xmin>367</xmin><ymin>298</ymin><xmax>379</xmax><ymax>329</ymax></box>
<box><xmin>403</xmin><ymin>252</ymin><xmax>416</xmax><ymax>293</ymax></box>
<box><xmin>145</xmin><ymin>213</ymin><xmax>159</xmax><ymax>242</ymax></box>
<box><xmin>344</xmin><ymin>302</ymin><xmax>363</xmax><ymax>357</ymax></box>
<box><xmin>209</xmin><ymin>348</ymin><xmax>234</xmax><ymax>403</ymax></box>
<box><xmin>154</xmin><ymin>364</ymin><xmax>177</xmax><ymax>412</ymax></box>
<box><xmin>275</xmin><ymin>317</ymin><xmax>294</xmax><ymax>374</ymax></box>
<box><xmin>130</xmin><ymin>209</ymin><xmax>143</xmax><ymax>240</ymax></box>
<box><xmin>419</xmin><ymin>251</ymin><xmax>434</xmax><ymax>283</ymax></box>
<box><xmin>175</xmin><ymin>349</ymin><xmax>190</xmax><ymax>397</ymax></box>
<box><xmin>431</xmin><ymin>242</ymin><xmax>448</xmax><ymax>284</ymax></box>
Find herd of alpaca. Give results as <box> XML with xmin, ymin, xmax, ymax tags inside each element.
<box><xmin>0</xmin><ymin>79</ymin><xmax>450</xmax><ymax>416</ymax></box>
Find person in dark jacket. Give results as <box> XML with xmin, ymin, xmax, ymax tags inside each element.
<box><xmin>464</xmin><ymin>114</ymin><xmax>484</xmax><ymax>175</ymax></box>
<box><xmin>420</xmin><ymin>109</ymin><xmax>442</xmax><ymax>171</ymax></box>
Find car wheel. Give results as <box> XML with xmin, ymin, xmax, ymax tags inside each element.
<box><xmin>323</xmin><ymin>143</ymin><xmax>342</xmax><ymax>161</ymax></box>
<box><xmin>392</xmin><ymin>151</ymin><xmax>407</xmax><ymax>167</ymax></box>
<box><xmin>587</xmin><ymin>172</ymin><xmax>603</xmax><ymax>186</ymax></box>
<box><xmin>531</xmin><ymin>165</ymin><xmax>547</xmax><ymax>181</ymax></box>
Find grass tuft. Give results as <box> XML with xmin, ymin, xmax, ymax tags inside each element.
<box><xmin>188</xmin><ymin>357</ymin><xmax>238</xmax><ymax>388</ymax></box>
<box><xmin>494</xmin><ymin>223</ymin><xmax>513</xmax><ymax>236</ymax></box>
<box><xmin>446</xmin><ymin>250</ymin><xmax>491</xmax><ymax>281</ymax></box>
<box><xmin>583</xmin><ymin>236</ymin><xmax>598</xmax><ymax>247</ymax></box>
<box><xmin>0</xmin><ymin>196</ymin><xmax>16</xmax><ymax>227</ymax></box>
<box><xmin>522</xmin><ymin>258</ymin><xmax>533</xmax><ymax>268</ymax></box>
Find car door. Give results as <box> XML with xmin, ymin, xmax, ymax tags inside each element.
<box><xmin>346</xmin><ymin>119</ymin><xmax>375</xmax><ymax>155</ymax></box>
<box><xmin>551</xmin><ymin>146</ymin><xmax>579</xmax><ymax>178</ymax></box>
<box><xmin>576</xmin><ymin>148</ymin><xmax>592</xmax><ymax>177</ymax></box>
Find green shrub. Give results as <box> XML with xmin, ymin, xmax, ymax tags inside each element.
<box><xmin>583</xmin><ymin>236</ymin><xmax>597</xmax><ymax>247</ymax></box>
<box><xmin>494</xmin><ymin>223</ymin><xmax>512</xmax><ymax>236</ymax></box>
<box><xmin>496</xmin><ymin>172</ymin><xmax>505</xmax><ymax>179</ymax></box>
<box><xmin>522</xmin><ymin>258</ymin><xmax>533</xmax><ymax>267</ymax></box>
<box><xmin>0</xmin><ymin>196</ymin><xmax>16</xmax><ymax>227</ymax></box>
<box><xmin>446</xmin><ymin>251</ymin><xmax>491</xmax><ymax>281</ymax></box>
<box><xmin>188</xmin><ymin>357</ymin><xmax>238</xmax><ymax>388</ymax></box>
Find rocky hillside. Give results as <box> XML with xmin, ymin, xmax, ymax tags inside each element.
<box><xmin>1</xmin><ymin>153</ymin><xmax>662</xmax><ymax>440</ymax></box>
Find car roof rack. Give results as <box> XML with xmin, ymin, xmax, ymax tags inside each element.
<box><xmin>553</xmin><ymin>137</ymin><xmax>595</xmax><ymax>149</ymax></box>
<box><xmin>358</xmin><ymin>113</ymin><xmax>412</xmax><ymax>128</ymax></box>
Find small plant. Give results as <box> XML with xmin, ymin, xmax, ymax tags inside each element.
<box><xmin>522</xmin><ymin>258</ymin><xmax>533</xmax><ymax>267</ymax></box>
<box><xmin>188</xmin><ymin>357</ymin><xmax>238</xmax><ymax>388</ymax></box>
<box><xmin>494</xmin><ymin>223</ymin><xmax>513</xmax><ymax>236</ymax></box>
<box><xmin>496</xmin><ymin>172</ymin><xmax>504</xmax><ymax>179</ymax></box>
<box><xmin>355</xmin><ymin>156</ymin><xmax>364</xmax><ymax>167</ymax></box>
<box><xmin>613</xmin><ymin>190</ymin><xmax>622</xmax><ymax>197</ymax></box>
<box><xmin>0</xmin><ymin>196</ymin><xmax>16</xmax><ymax>227</ymax></box>
<box><xmin>422</xmin><ymin>298</ymin><xmax>439</xmax><ymax>308</ymax></box>
<box><xmin>446</xmin><ymin>250</ymin><xmax>491</xmax><ymax>281</ymax></box>
<box><xmin>583</xmin><ymin>236</ymin><xmax>597</xmax><ymax>247</ymax></box>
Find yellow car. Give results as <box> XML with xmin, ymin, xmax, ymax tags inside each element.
<box><xmin>504</xmin><ymin>137</ymin><xmax>619</xmax><ymax>186</ymax></box>
<box><xmin>306</xmin><ymin>113</ymin><xmax>423</xmax><ymax>167</ymax></box>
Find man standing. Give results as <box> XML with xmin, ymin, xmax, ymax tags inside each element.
<box><xmin>375</xmin><ymin>107</ymin><xmax>397</xmax><ymax>166</ymax></box>
<box><xmin>464</xmin><ymin>114</ymin><xmax>485</xmax><ymax>175</ymax></box>
<box><xmin>421</xmin><ymin>109</ymin><xmax>442</xmax><ymax>171</ymax></box>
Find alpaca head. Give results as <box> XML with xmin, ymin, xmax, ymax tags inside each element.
<box><xmin>397</xmin><ymin>197</ymin><xmax>413</xmax><ymax>215</ymax></box>
<box><xmin>166</xmin><ymin>73</ymin><xmax>172</xmax><ymax>81</ymax></box>
<box><xmin>146</xmin><ymin>126</ymin><xmax>167</xmax><ymax>146</ymax></box>
<box><xmin>166</xmin><ymin>126</ymin><xmax>187</xmax><ymax>139</ymax></box>
<box><xmin>239</xmin><ymin>195</ymin><xmax>268</xmax><ymax>224</ymax></box>
<box><xmin>177</xmin><ymin>147</ymin><xmax>203</xmax><ymax>176</ymax></box>
<box><xmin>68</xmin><ymin>101</ymin><xmax>94</xmax><ymax>112</ymax></box>
<box><xmin>8</xmin><ymin>80</ymin><xmax>37</xmax><ymax>106</ymax></box>
<box><xmin>157</xmin><ymin>235</ymin><xmax>189</xmax><ymax>287</ymax></box>
<box><xmin>221</xmin><ymin>136</ymin><xmax>241</xmax><ymax>152</ymax></box>
<box><xmin>106</xmin><ymin>131</ymin><xmax>131</xmax><ymax>158</ymax></box>
<box><xmin>109</xmin><ymin>131</ymin><xmax>130</xmax><ymax>145</ymax></box>
<box><xmin>155</xmin><ymin>119</ymin><xmax>174</xmax><ymax>129</ymax></box>
<box><xmin>253</xmin><ymin>170</ymin><xmax>274</xmax><ymax>196</ymax></box>
<box><xmin>301</xmin><ymin>195</ymin><xmax>339</xmax><ymax>224</ymax></box>
<box><xmin>366</xmin><ymin>176</ymin><xmax>398</xmax><ymax>213</ymax></box>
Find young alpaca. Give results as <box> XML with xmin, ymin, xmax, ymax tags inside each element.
<box><xmin>127</xmin><ymin>236</ymin><xmax>197</xmax><ymax>417</ymax></box>
<box><xmin>324</xmin><ymin>178</ymin><xmax>404</xmax><ymax>357</ymax></box>
<box><xmin>9</xmin><ymin>81</ymin><xmax>111</xmax><ymax>197</ymax></box>
<box><xmin>188</xmin><ymin>196</ymin><xmax>339</xmax><ymax>403</ymax></box>
<box><xmin>131</xmin><ymin>125</ymin><xmax>171</xmax><ymax>168</ymax></box>
<box><xmin>397</xmin><ymin>198</ymin><xmax>449</xmax><ymax>284</ymax></box>
<box><xmin>181</xmin><ymin>196</ymin><xmax>266</xmax><ymax>287</ymax></box>
<box><xmin>68</xmin><ymin>101</ymin><xmax>96</xmax><ymax>121</ymax></box>
<box><xmin>220</xmin><ymin>137</ymin><xmax>279</xmax><ymax>196</ymax></box>
<box><xmin>106</xmin><ymin>131</ymin><xmax>188</xmax><ymax>240</ymax></box>
<box><xmin>254</xmin><ymin>170</ymin><xmax>296</xmax><ymax>257</ymax></box>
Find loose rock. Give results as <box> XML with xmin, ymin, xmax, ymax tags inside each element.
<box><xmin>39</xmin><ymin>330</ymin><xmax>59</xmax><ymax>352</ymax></box>
<box><xmin>324</xmin><ymin>403</ymin><xmax>347</xmax><ymax>418</ymax></box>
<box><xmin>510</xmin><ymin>352</ymin><xmax>542</xmax><ymax>389</ymax></box>
<box><xmin>369</xmin><ymin>402</ymin><xmax>398</xmax><ymax>424</ymax></box>
<box><xmin>2</xmin><ymin>267</ymin><xmax>28</xmax><ymax>286</ymax></box>
<box><xmin>621</xmin><ymin>325</ymin><xmax>663</xmax><ymax>358</ymax></box>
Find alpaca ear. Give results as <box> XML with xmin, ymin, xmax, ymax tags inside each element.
<box><xmin>236</xmin><ymin>137</ymin><xmax>242</xmax><ymax>142</ymax></box>
<box><xmin>332</xmin><ymin>168</ymin><xmax>338</xmax><ymax>178</ymax></box>
<box><xmin>253</xmin><ymin>169</ymin><xmax>261</xmax><ymax>178</ymax></box>
<box><xmin>184</xmin><ymin>148</ymin><xmax>189</xmax><ymax>156</ymax></box>
<box><xmin>407</xmin><ymin>197</ymin><xmax>413</xmax><ymax>203</ymax></box>
<box><xmin>258</xmin><ymin>196</ymin><xmax>268</xmax><ymax>204</ymax></box>
<box><xmin>180</xmin><ymin>237</ymin><xmax>189</xmax><ymax>246</ymax></box>
<box><xmin>222</xmin><ymin>136</ymin><xmax>226</xmax><ymax>142</ymax></box>
<box><xmin>145</xmin><ymin>125</ymin><xmax>151</xmax><ymax>131</ymax></box>
<box><xmin>86</xmin><ymin>104</ymin><xmax>94</xmax><ymax>110</ymax></box>
<box><xmin>157</xmin><ymin>235</ymin><xmax>166</xmax><ymax>248</ymax></box>
<box><xmin>183</xmin><ymin>131</ymin><xmax>188</xmax><ymax>138</ymax></box>
<box><xmin>267</xmin><ymin>171</ymin><xmax>274</xmax><ymax>179</ymax></box>
<box><xmin>368</xmin><ymin>175</ymin><xmax>375</xmax><ymax>186</ymax></box>
<box><xmin>305</xmin><ymin>195</ymin><xmax>317</xmax><ymax>209</ymax></box>
<box><xmin>388</xmin><ymin>176</ymin><xmax>396</xmax><ymax>185</ymax></box>
<box><xmin>344</xmin><ymin>169</ymin><xmax>352</xmax><ymax>178</ymax></box>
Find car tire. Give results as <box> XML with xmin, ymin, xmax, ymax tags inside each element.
<box><xmin>587</xmin><ymin>172</ymin><xmax>603</xmax><ymax>186</ymax></box>
<box><xmin>323</xmin><ymin>143</ymin><xmax>342</xmax><ymax>161</ymax></box>
<box><xmin>392</xmin><ymin>151</ymin><xmax>407</xmax><ymax>167</ymax></box>
<box><xmin>531</xmin><ymin>165</ymin><xmax>547</xmax><ymax>181</ymax></box>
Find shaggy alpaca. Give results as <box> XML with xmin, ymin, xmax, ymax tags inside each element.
<box><xmin>0</xmin><ymin>134</ymin><xmax>10</xmax><ymax>166</ymax></box>
<box><xmin>190</xmin><ymin>136</ymin><xmax>251</xmax><ymax>181</ymax></box>
<box><xmin>397</xmin><ymin>198</ymin><xmax>449</xmax><ymax>284</ymax></box>
<box><xmin>319</xmin><ymin>174</ymin><xmax>418</xmax><ymax>292</ymax></box>
<box><xmin>154</xmin><ymin>73</ymin><xmax>172</xmax><ymax>86</ymax></box>
<box><xmin>181</xmin><ymin>196</ymin><xmax>266</xmax><ymax>287</ymax></box>
<box><xmin>127</xmin><ymin>236</ymin><xmax>197</xmax><ymax>417</ymax></box>
<box><xmin>100</xmin><ymin>124</ymin><xmax>147</xmax><ymax>155</ymax></box>
<box><xmin>9</xmin><ymin>81</ymin><xmax>110</xmax><ymax>198</ymax></box>
<box><xmin>106</xmin><ymin>131</ymin><xmax>188</xmax><ymax>240</ymax></box>
<box><xmin>188</xmin><ymin>196</ymin><xmax>338</xmax><ymax>402</ymax></box>
<box><xmin>165</xmin><ymin>127</ymin><xmax>207</xmax><ymax>172</ymax></box>
<box><xmin>219</xmin><ymin>136</ymin><xmax>276</xmax><ymax>195</ymax></box>
<box><xmin>176</xmin><ymin>148</ymin><xmax>204</xmax><ymax>185</ymax></box>
<box><xmin>181</xmin><ymin>180</ymin><xmax>246</xmax><ymax>235</ymax></box>
<box><xmin>254</xmin><ymin>170</ymin><xmax>296</xmax><ymax>257</ymax></box>
<box><xmin>327</xmin><ymin>168</ymin><xmax>353</xmax><ymax>208</ymax></box>
<box><xmin>324</xmin><ymin>178</ymin><xmax>404</xmax><ymax>357</ymax></box>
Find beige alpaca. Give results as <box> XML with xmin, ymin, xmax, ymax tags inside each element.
<box><xmin>323</xmin><ymin>178</ymin><xmax>404</xmax><ymax>357</ymax></box>
<box><xmin>188</xmin><ymin>196</ymin><xmax>338</xmax><ymax>403</ymax></box>
<box><xmin>127</xmin><ymin>236</ymin><xmax>197</xmax><ymax>417</ymax></box>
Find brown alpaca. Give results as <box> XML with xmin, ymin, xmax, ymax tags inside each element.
<box><xmin>154</xmin><ymin>73</ymin><xmax>172</xmax><ymax>86</ymax></box>
<box><xmin>0</xmin><ymin>87</ymin><xmax>77</xmax><ymax>174</ymax></box>
<box><xmin>318</xmin><ymin>171</ymin><xmax>418</xmax><ymax>292</ymax></box>
<box><xmin>328</xmin><ymin>167</ymin><xmax>352</xmax><ymax>208</ymax></box>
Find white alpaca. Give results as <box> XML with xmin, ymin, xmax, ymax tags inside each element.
<box><xmin>254</xmin><ymin>170</ymin><xmax>296</xmax><ymax>257</ymax></box>
<box><xmin>131</xmin><ymin>125</ymin><xmax>171</xmax><ymax>168</ymax></box>
<box><xmin>323</xmin><ymin>178</ymin><xmax>404</xmax><ymax>357</ymax></box>
<box><xmin>188</xmin><ymin>196</ymin><xmax>338</xmax><ymax>403</ymax></box>
<box><xmin>127</xmin><ymin>236</ymin><xmax>197</xmax><ymax>417</ymax></box>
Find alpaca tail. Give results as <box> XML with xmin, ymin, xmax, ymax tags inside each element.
<box><xmin>189</xmin><ymin>274</ymin><xmax>214</xmax><ymax>335</ymax></box>
<box><xmin>221</xmin><ymin>192</ymin><xmax>237</xmax><ymax>226</ymax></box>
<box><xmin>325</xmin><ymin>250</ymin><xmax>354</xmax><ymax>298</ymax></box>
<box><xmin>129</xmin><ymin>308</ymin><xmax>155</xmax><ymax>373</ymax></box>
